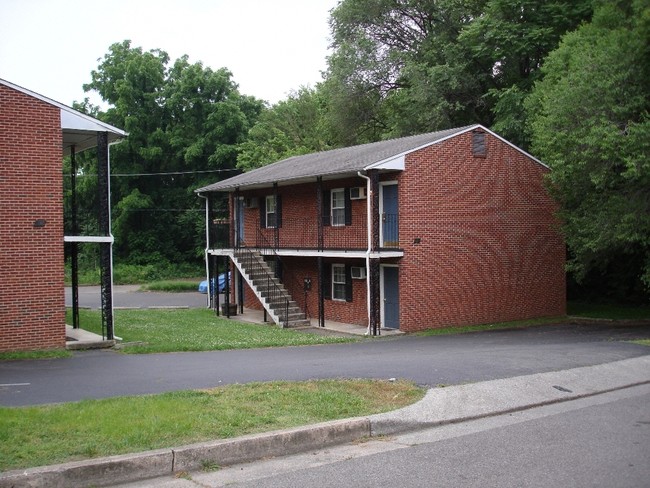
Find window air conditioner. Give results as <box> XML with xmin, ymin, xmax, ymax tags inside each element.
<box><xmin>351</xmin><ymin>266</ymin><xmax>367</xmax><ymax>279</ymax></box>
<box><xmin>350</xmin><ymin>186</ymin><xmax>366</xmax><ymax>200</ymax></box>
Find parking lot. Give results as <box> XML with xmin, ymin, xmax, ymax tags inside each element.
<box><xmin>64</xmin><ymin>285</ymin><xmax>210</xmax><ymax>309</ymax></box>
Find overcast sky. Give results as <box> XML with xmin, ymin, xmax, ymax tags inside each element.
<box><xmin>0</xmin><ymin>0</ymin><xmax>339</xmax><ymax>107</ymax></box>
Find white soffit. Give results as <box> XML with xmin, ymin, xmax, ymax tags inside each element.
<box><xmin>365</xmin><ymin>154</ymin><xmax>405</xmax><ymax>171</ymax></box>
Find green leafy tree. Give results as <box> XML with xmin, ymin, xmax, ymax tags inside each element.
<box><xmin>323</xmin><ymin>0</ymin><xmax>591</xmax><ymax>146</ymax></box>
<box><xmin>527</xmin><ymin>0</ymin><xmax>650</xmax><ymax>300</ymax></box>
<box><xmin>79</xmin><ymin>40</ymin><xmax>263</xmax><ymax>266</ymax></box>
<box><xmin>237</xmin><ymin>86</ymin><xmax>332</xmax><ymax>170</ymax></box>
<box><xmin>460</xmin><ymin>0</ymin><xmax>592</xmax><ymax>145</ymax></box>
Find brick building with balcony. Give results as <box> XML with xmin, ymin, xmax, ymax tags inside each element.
<box><xmin>0</xmin><ymin>78</ymin><xmax>125</xmax><ymax>351</ymax></box>
<box><xmin>196</xmin><ymin>125</ymin><xmax>565</xmax><ymax>334</ymax></box>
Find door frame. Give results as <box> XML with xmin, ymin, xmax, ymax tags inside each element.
<box><xmin>380</xmin><ymin>264</ymin><xmax>399</xmax><ymax>329</ymax></box>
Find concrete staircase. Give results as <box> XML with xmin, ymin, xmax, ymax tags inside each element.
<box><xmin>231</xmin><ymin>249</ymin><xmax>309</xmax><ymax>328</ymax></box>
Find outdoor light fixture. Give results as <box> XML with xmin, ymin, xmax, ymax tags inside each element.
<box><xmin>33</xmin><ymin>219</ymin><xmax>46</xmax><ymax>228</ymax></box>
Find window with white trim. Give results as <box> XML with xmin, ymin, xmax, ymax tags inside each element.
<box><xmin>332</xmin><ymin>264</ymin><xmax>346</xmax><ymax>301</ymax></box>
<box><xmin>331</xmin><ymin>189</ymin><xmax>345</xmax><ymax>227</ymax></box>
<box><xmin>265</xmin><ymin>195</ymin><xmax>276</xmax><ymax>228</ymax></box>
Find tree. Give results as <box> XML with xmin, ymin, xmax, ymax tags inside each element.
<box><xmin>323</xmin><ymin>0</ymin><xmax>592</xmax><ymax>146</ymax></box>
<box><xmin>527</xmin><ymin>0</ymin><xmax>650</xmax><ymax>300</ymax></box>
<box><xmin>80</xmin><ymin>40</ymin><xmax>263</xmax><ymax>266</ymax></box>
<box><xmin>237</xmin><ymin>86</ymin><xmax>332</xmax><ymax>170</ymax></box>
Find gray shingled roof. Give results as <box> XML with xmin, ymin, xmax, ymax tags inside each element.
<box><xmin>197</xmin><ymin>125</ymin><xmax>478</xmax><ymax>193</ymax></box>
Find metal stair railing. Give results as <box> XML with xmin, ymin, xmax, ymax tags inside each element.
<box><xmin>252</xmin><ymin>226</ymin><xmax>310</xmax><ymax>320</ymax></box>
<box><xmin>233</xmin><ymin>244</ymin><xmax>292</xmax><ymax>327</ymax></box>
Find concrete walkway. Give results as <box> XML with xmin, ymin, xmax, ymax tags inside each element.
<box><xmin>2</xmin><ymin>355</ymin><xmax>648</xmax><ymax>488</ymax></box>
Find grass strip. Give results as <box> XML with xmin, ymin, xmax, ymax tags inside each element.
<box><xmin>0</xmin><ymin>349</ymin><xmax>71</xmax><ymax>361</ymax></box>
<box><xmin>0</xmin><ymin>379</ymin><xmax>423</xmax><ymax>472</ymax></box>
<box><xmin>414</xmin><ymin>316</ymin><xmax>564</xmax><ymax>336</ymax></box>
<box><xmin>567</xmin><ymin>301</ymin><xmax>650</xmax><ymax>320</ymax></box>
<box><xmin>66</xmin><ymin>308</ymin><xmax>358</xmax><ymax>353</ymax></box>
<box><xmin>139</xmin><ymin>280</ymin><xmax>201</xmax><ymax>292</ymax></box>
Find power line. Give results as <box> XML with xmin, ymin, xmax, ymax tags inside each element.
<box><xmin>63</xmin><ymin>168</ymin><xmax>240</xmax><ymax>177</ymax></box>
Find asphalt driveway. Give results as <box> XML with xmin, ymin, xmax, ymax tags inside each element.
<box><xmin>1</xmin><ymin>321</ymin><xmax>649</xmax><ymax>407</ymax></box>
<box><xmin>65</xmin><ymin>285</ymin><xmax>210</xmax><ymax>309</ymax></box>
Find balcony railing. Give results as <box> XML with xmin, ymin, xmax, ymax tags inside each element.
<box><xmin>209</xmin><ymin>215</ymin><xmax>400</xmax><ymax>251</ymax></box>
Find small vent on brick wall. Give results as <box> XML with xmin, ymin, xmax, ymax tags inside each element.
<box><xmin>472</xmin><ymin>130</ymin><xmax>487</xmax><ymax>157</ymax></box>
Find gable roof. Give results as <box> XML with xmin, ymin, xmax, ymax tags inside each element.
<box><xmin>0</xmin><ymin>78</ymin><xmax>127</xmax><ymax>155</ymax></box>
<box><xmin>197</xmin><ymin>124</ymin><xmax>545</xmax><ymax>193</ymax></box>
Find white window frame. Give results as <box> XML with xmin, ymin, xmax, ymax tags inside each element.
<box><xmin>266</xmin><ymin>195</ymin><xmax>276</xmax><ymax>228</ymax></box>
<box><xmin>331</xmin><ymin>188</ymin><xmax>345</xmax><ymax>227</ymax></box>
<box><xmin>332</xmin><ymin>264</ymin><xmax>346</xmax><ymax>301</ymax></box>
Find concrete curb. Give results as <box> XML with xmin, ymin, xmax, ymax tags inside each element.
<box><xmin>1</xmin><ymin>355</ymin><xmax>648</xmax><ymax>488</ymax></box>
<box><xmin>0</xmin><ymin>418</ymin><xmax>370</xmax><ymax>488</ymax></box>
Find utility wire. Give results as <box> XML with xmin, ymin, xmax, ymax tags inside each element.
<box><xmin>63</xmin><ymin>168</ymin><xmax>240</xmax><ymax>177</ymax></box>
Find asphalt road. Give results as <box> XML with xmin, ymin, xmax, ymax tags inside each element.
<box><xmin>65</xmin><ymin>285</ymin><xmax>210</xmax><ymax>309</ymax></box>
<box><xmin>1</xmin><ymin>322</ymin><xmax>649</xmax><ymax>406</ymax></box>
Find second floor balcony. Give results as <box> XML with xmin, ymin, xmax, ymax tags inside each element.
<box><xmin>209</xmin><ymin>214</ymin><xmax>401</xmax><ymax>256</ymax></box>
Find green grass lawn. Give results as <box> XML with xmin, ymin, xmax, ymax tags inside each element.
<box><xmin>567</xmin><ymin>301</ymin><xmax>650</xmax><ymax>320</ymax></box>
<box><xmin>138</xmin><ymin>279</ymin><xmax>202</xmax><ymax>292</ymax></box>
<box><xmin>0</xmin><ymin>379</ymin><xmax>423</xmax><ymax>472</ymax></box>
<box><xmin>67</xmin><ymin>308</ymin><xmax>358</xmax><ymax>353</ymax></box>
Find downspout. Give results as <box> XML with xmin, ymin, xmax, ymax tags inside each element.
<box><xmin>108</xmin><ymin>140</ymin><xmax>123</xmax><ymax>341</ymax></box>
<box><xmin>197</xmin><ymin>191</ymin><xmax>211</xmax><ymax>308</ymax></box>
<box><xmin>357</xmin><ymin>171</ymin><xmax>372</xmax><ymax>335</ymax></box>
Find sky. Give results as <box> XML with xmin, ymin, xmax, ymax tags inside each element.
<box><xmin>0</xmin><ymin>0</ymin><xmax>340</xmax><ymax>107</ymax></box>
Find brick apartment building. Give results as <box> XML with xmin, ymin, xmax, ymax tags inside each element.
<box><xmin>0</xmin><ymin>79</ymin><xmax>125</xmax><ymax>351</ymax></box>
<box><xmin>197</xmin><ymin>125</ymin><xmax>566</xmax><ymax>334</ymax></box>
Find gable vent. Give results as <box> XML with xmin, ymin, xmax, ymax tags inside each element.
<box><xmin>472</xmin><ymin>130</ymin><xmax>487</xmax><ymax>157</ymax></box>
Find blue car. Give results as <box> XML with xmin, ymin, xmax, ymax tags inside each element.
<box><xmin>198</xmin><ymin>272</ymin><xmax>230</xmax><ymax>294</ymax></box>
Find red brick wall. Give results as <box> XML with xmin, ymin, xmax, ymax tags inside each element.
<box><xmin>0</xmin><ymin>84</ymin><xmax>66</xmax><ymax>351</ymax></box>
<box><xmin>397</xmin><ymin>131</ymin><xmax>566</xmax><ymax>331</ymax></box>
<box><xmin>240</xmin><ymin>178</ymin><xmax>368</xmax><ymax>250</ymax></box>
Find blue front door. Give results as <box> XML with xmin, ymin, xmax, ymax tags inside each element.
<box><xmin>383</xmin><ymin>266</ymin><xmax>399</xmax><ymax>329</ymax></box>
<box><xmin>381</xmin><ymin>184</ymin><xmax>398</xmax><ymax>247</ymax></box>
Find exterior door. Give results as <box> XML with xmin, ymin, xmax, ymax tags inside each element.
<box><xmin>382</xmin><ymin>266</ymin><xmax>399</xmax><ymax>329</ymax></box>
<box><xmin>381</xmin><ymin>184</ymin><xmax>398</xmax><ymax>247</ymax></box>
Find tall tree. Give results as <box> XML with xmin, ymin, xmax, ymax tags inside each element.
<box><xmin>323</xmin><ymin>0</ymin><xmax>591</xmax><ymax>146</ymax></box>
<box><xmin>81</xmin><ymin>40</ymin><xmax>263</xmax><ymax>265</ymax></box>
<box><xmin>527</xmin><ymin>0</ymin><xmax>650</xmax><ymax>300</ymax></box>
<box><xmin>237</xmin><ymin>86</ymin><xmax>332</xmax><ymax>170</ymax></box>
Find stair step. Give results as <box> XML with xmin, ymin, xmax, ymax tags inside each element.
<box><xmin>232</xmin><ymin>249</ymin><xmax>308</xmax><ymax>329</ymax></box>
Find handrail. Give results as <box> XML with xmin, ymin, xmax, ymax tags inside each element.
<box><xmin>234</xmin><ymin>244</ymin><xmax>293</xmax><ymax>327</ymax></box>
<box><xmin>251</xmin><ymin>227</ymin><xmax>310</xmax><ymax>320</ymax></box>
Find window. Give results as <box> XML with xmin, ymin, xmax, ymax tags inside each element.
<box><xmin>265</xmin><ymin>195</ymin><xmax>276</xmax><ymax>228</ymax></box>
<box><xmin>332</xmin><ymin>264</ymin><xmax>346</xmax><ymax>300</ymax></box>
<box><xmin>331</xmin><ymin>189</ymin><xmax>345</xmax><ymax>226</ymax></box>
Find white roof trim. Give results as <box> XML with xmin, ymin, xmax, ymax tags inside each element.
<box><xmin>368</xmin><ymin>154</ymin><xmax>405</xmax><ymax>171</ymax></box>
<box><xmin>364</xmin><ymin>124</ymin><xmax>549</xmax><ymax>171</ymax></box>
<box><xmin>0</xmin><ymin>78</ymin><xmax>127</xmax><ymax>137</ymax></box>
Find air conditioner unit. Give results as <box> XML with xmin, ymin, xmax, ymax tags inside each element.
<box><xmin>243</xmin><ymin>197</ymin><xmax>259</xmax><ymax>209</ymax></box>
<box><xmin>351</xmin><ymin>266</ymin><xmax>367</xmax><ymax>279</ymax></box>
<box><xmin>350</xmin><ymin>186</ymin><xmax>366</xmax><ymax>200</ymax></box>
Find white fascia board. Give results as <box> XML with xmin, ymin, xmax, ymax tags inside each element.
<box><xmin>64</xmin><ymin>235</ymin><xmax>114</xmax><ymax>243</ymax></box>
